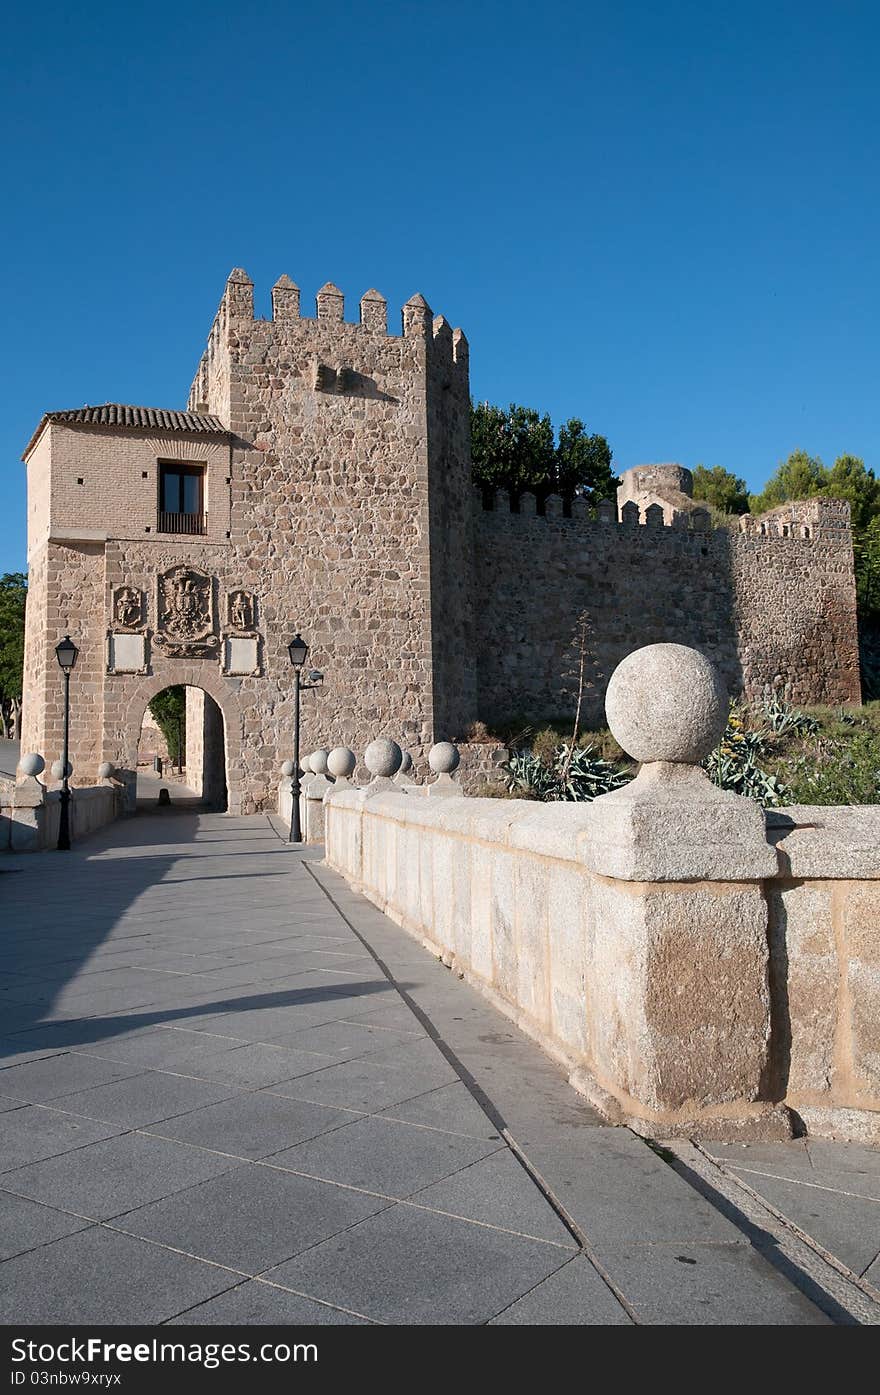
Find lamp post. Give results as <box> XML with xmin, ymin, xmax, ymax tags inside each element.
<box><xmin>54</xmin><ymin>635</ymin><xmax>79</xmax><ymax>851</ymax></box>
<box><xmin>286</xmin><ymin>633</ymin><xmax>324</xmax><ymax>844</ymax></box>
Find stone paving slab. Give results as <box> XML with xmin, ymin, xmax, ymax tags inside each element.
<box><xmin>0</xmin><ymin>811</ymin><xmax>874</xmax><ymax>1325</ymax></box>
<box><xmin>0</xmin><ymin>1192</ymin><xmax>92</xmax><ymax>1262</ymax></box>
<box><xmin>267</xmin><ymin>1113</ymin><xmax>503</xmax><ymax>1199</ymax></box>
<box><xmin>263</xmin><ymin>1203</ymin><xmax>574</xmax><ymax>1326</ymax></box>
<box><xmin>0</xmin><ymin>1226</ymin><xmax>239</xmax><ymax>1324</ymax></box>
<box><xmin>112</xmin><ymin>1163</ymin><xmax>392</xmax><ymax>1274</ymax></box>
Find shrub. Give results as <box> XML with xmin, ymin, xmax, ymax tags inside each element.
<box><xmin>784</xmin><ymin>731</ymin><xmax>880</xmax><ymax>805</ymax></box>
<box><xmin>463</xmin><ymin>720</ymin><xmax>496</xmax><ymax>744</ymax></box>
<box><xmin>531</xmin><ymin>727</ymin><xmax>561</xmax><ymax>765</ymax></box>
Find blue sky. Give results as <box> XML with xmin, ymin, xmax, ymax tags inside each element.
<box><xmin>2</xmin><ymin>0</ymin><xmax>878</xmax><ymax>571</ymax></box>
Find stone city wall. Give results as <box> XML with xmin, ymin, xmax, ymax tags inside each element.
<box><xmin>474</xmin><ymin>492</ymin><xmax>860</xmax><ymax>726</ymax></box>
<box><xmin>324</xmin><ymin>788</ymin><xmax>880</xmax><ymax>1144</ymax></box>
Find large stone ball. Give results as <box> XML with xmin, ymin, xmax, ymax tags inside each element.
<box><xmin>399</xmin><ymin>750</ymin><xmax>413</xmax><ymax>774</ymax></box>
<box><xmin>280</xmin><ymin>760</ymin><xmax>295</xmax><ymax>777</ymax></box>
<box><xmin>308</xmin><ymin>749</ymin><xmax>330</xmax><ymax>776</ymax></box>
<box><xmin>50</xmin><ymin>759</ymin><xmax>73</xmax><ymax>780</ymax></box>
<box><xmin>429</xmin><ymin>741</ymin><xmax>460</xmax><ymax>774</ymax></box>
<box><xmin>364</xmin><ymin>738</ymin><xmax>402</xmax><ymax>779</ymax></box>
<box><xmin>327</xmin><ymin>747</ymin><xmax>356</xmax><ymax>779</ymax></box>
<box><xmin>97</xmin><ymin>761</ymin><xmax>114</xmax><ymax>780</ymax></box>
<box><xmin>605</xmin><ymin>643</ymin><xmax>727</xmax><ymax>764</ymax></box>
<box><xmin>17</xmin><ymin>753</ymin><xmax>45</xmax><ymax>778</ymax></box>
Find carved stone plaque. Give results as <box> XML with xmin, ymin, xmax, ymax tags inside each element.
<box><xmin>112</xmin><ymin>585</ymin><xmax>144</xmax><ymax>631</ymax></box>
<box><xmin>227</xmin><ymin>589</ymin><xmax>255</xmax><ymax>632</ymax></box>
<box><xmin>224</xmin><ymin>636</ymin><xmax>260</xmax><ymax>675</ymax></box>
<box><xmin>154</xmin><ymin>566</ymin><xmax>218</xmax><ymax>658</ymax></box>
<box><xmin>108</xmin><ymin>632</ymin><xmax>147</xmax><ymax>673</ymax></box>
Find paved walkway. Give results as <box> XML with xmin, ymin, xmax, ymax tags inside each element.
<box><xmin>1</xmin><ymin>812</ymin><xmax>878</xmax><ymax>1325</ymax></box>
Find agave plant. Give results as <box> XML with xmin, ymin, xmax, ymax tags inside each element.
<box><xmin>503</xmin><ymin>743</ymin><xmax>630</xmax><ymax>802</ymax></box>
<box><xmin>761</xmin><ymin>690</ymin><xmax>819</xmax><ymax>737</ymax></box>
<box><xmin>704</xmin><ymin>705</ymin><xmax>790</xmax><ymax>807</ymax></box>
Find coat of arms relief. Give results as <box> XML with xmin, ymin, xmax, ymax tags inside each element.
<box><xmin>112</xmin><ymin>586</ymin><xmax>144</xmax><ymax>631</ymax></box>
<box><xmin>154</xmin><ymin>565</ymin><xmax>219</xmax><ymax>658</ymax></box>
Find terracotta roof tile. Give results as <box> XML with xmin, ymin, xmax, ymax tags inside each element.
<box><xmin>23</xmin><ymin>404</ymin><xmax>229</xmax><ymax>457</ymax></box>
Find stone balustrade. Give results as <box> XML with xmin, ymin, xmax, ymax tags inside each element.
<box><xmin>0</xmin><ymin>755</ymin><xmax>122</xmax><ymax>852</ymax></box>
<box><xmin>277</xmin><ymin>739</ymin><xmax>463</xmax><ymax>843</ymax></box>
<box><xmin>324</xmin><ymin>645</ymin><xmax>880</xmax><ymax>1145</ymax></box>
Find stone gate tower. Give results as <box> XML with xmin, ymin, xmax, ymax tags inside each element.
<box><xmin>21</xmin><ymin>270</ymin><xmax>476</xmax><ymax>813</ymax></box>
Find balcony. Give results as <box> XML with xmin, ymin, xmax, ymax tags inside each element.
<box><xmin>157</xmin><ymin>511</ymin><xmax>207</xmax><ymax>536</ymax></box>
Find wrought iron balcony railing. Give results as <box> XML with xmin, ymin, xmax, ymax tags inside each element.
<box><xmin>157</xmin><ymin>511</ymin><xmax>207</xmax><ymax>536</ymax></box>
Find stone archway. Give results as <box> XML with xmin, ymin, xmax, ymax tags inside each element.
<box><xmin>118</xmin><ymin>670</ymin><xmax>243</xmax><ymax>815</ymax></box>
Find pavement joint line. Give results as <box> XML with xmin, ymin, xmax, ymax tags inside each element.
<box><xmin>397</xmin><ymin>1196</ymin><xmax>579</xmax><ymax>1250</ymax></box>
<box><xmin>247</xmin><ymin>1277</ymin><xmax>382</xmax><ymax>1325</ymax></box>
<box><xmin>666</xmin><ymin>1139</ymin><xmax>880</xmax><ymax>1324</ymax></box>
<box><xmin>302</xmin><ymin>859</ymin><xmax>644</xmax><ymax>1326</ymax></box>
<box><xmin>486</xmin><ymin>1252</ymin><xmax>628</xmax><ymax>1326</ymax></box>
<box><xmin>67</xmin><ymin>1043</ymin><xmax>340</xmax><ymax>1073</ymax></box>
<box><xmin>722</xmin><ymin>1162</ymin><xmax>880</xmax><ymax>1205</ymax></box>
<box><xmin>164</xmin><ymin>1275</ymin><xmax>382</xmax><ymax>1327</ymax></box>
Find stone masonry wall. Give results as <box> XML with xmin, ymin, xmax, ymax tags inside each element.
<box><xmin>474</xmin><ymin>497</ymin><xmax>740</xmax><ymax>727</ymax></box>
<box><xmin>474</xmin><ymin>494</ymin><xmax>861</xmax><ymax>727</ymax></box>
<box><xmin>22</xmin><ymin>541</ymin><xmax>106</xmax><ymax>779</ymax></box>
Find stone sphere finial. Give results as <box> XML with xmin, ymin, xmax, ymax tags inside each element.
<box><xmin>327</xmin><ymin>747</ymin><xmax>356</xmax><ymax>780</ymax></box>
<box><xmin>51</xmin><ymin>759</ymin><xmax>73</xmax><ymax>780</ymax></box>
<box><xmin>364</xmin><ymin>738</ymin><xmax>403</xmax><ymax>779</ymax></box>
<box><xmin>17</xmin><ymin>753</ymin><xmax>45</xmax><ymax>779</ymax></box>
<box><xmin>399</xmin><ymin>750</ymin><xmax>413</xmax><ymax>774</ymax></box>
<box><xmin>97</xmin><ymin>761</ymin><xmax>114</xmax><ymax>780</ymax></box>
<box><xmin>429</xmin><ymin>741</ymin><xmax>460</xmax><ymax>775</ymax></box>
<box><xmin>308</xmin><ymin>749</ymin><xmax>330</xmax><ymax>776</ymax></box>
<box><xmin>604</xmin><ymin>643</ymin><xmax>727</xmax><ymax>765</ymax></box>
<box><xmin>280</xmin><ymin>759</ymin><xmax>295</xmax><ymax>777</ymax></box>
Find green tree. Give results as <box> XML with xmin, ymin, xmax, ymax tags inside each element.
<box><xmin>554</xmin><ymin>419</ymin><xmax>618</xmax><ymax>505</ymax></box>
<box><xmin>148</xmin><ymin>686</ymin><xmax>186</xmax><ymax>765</ymax></box>
<box><xmin>0</xmin><ymin>572</ymin><xmax>27</xmax><ymax>740</ymax></box>
<box><xmin>691</xmin><ymin>464</ymin><xmax>749</xmax><ymax>515</ymax></box>
<box><xmin>471</xmin><ymin>402</ymin><xmax>555</xmax><ymax>502</ymax></box>
<box><xmin>749</xmin><ymin>449</ymin><xmax>828</xmax><ymax>514</ymax></box>
<box><xmin>471</xmin><ymin>401</ymin><xmax>616</xmax><ymax>507</ymax></box>
<box><xmin>821</xmin><ymin>454</ymin><xmax>880</xmax><ymax>531</ymax></box>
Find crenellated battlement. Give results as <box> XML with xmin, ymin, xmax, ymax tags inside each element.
<box><xmin>474</xmin><ymin>488</ymin><xmax>843</xmax><ymax>543</ymax></box>
<box><xmin>200</xmin><ymin>267</ymin><xmax>466</xmax><ymax>347</ymax></box>
<box><xmin>188</xmin><ymin>268</ymin><xmax>468</xmax><ymax>413</ymax></box>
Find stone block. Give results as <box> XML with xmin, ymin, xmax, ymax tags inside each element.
<box><xmin>108</xmin><ymin>632</ymin><xmax>146</xmax><ymax>673</ymax></box>
<box><xmin>223</xmin><ymin>636</ymin><xmax>259</xmax><ymax>675</ymax></box>
<box><xmin>768</xmin><ymin>883</ymin><xmax>837</xmax><ymax>1096</ymax></box>
<box><xmin>587</xmin><ymin>879</ymin><xmax>772</xmax><ymax>1121</ymax></box>
<box><xmin>581</xmin><ymin>764</ymin><xmax>778</xmax><ymax>882</ymax></box>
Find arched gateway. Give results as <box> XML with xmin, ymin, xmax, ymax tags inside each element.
<box><xmin>124</xmin><ymin>675</ymin><xmax>240</xmax><ymax>814</ymax></box>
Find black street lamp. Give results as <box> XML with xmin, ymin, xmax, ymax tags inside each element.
<box><xmin>286</xmin><ymin>633</ymin><xmax>324</xmax><ymax>844</ymax></box>
<box><xmin>54</xmin><ymin>635</ymin><xmax>79</xmax><ymax>851</ymax></box>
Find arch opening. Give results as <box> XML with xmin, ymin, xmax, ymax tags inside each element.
<box><xmin>136</xmin><ymin>684</ymin><xmax>228</xmax><ymax>812</ymax></box>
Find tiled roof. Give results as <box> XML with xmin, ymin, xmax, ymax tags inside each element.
<box><xmin>23</xmin><ymin>404</ymin><xmax>228</xmax><ymax>457</ymax></box>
